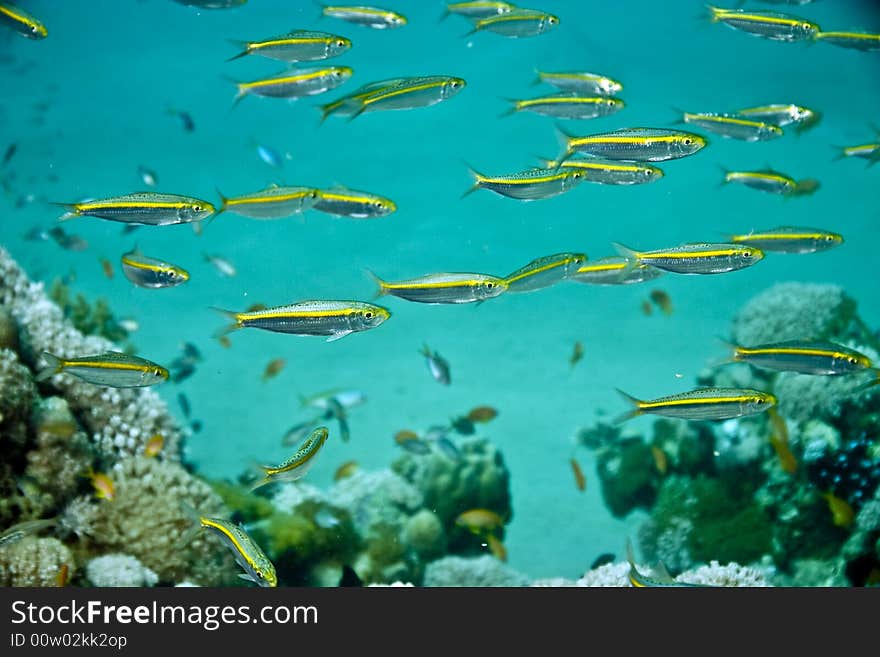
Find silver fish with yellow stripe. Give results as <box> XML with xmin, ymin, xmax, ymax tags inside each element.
<box><xmin>836</xmin><ymin>143</ymin><xmax>880</xmax><ymax>166</ymax></box>
<box><xmin>442</xmin><ymin>1</ymin><xmax>515</xmax><ymax>20</ymax></box>
<box><xmin>320</xmin><ymin>4</ymin><xmax>407</xmax><ymax>29</ymax></box>
<box><xmin>56</xmin><ymin>192</ymin><xmax>215</xmax><ymax>226</ymax></box>
<box><xmin>0</xmin><ymin>2</ymin><xmax>46</xmax><ymax>38</ymax></box>
<box><xmin>721</xmin><ymin>169</ymin><xmax>797</xmax><ymax>195</ymax></box>
<box><xmin>615</xmin><ymin>387</ymin><xmax>776</xmax><ymax>424</ymax></box>
<box><xmin>347</xmin><ymin>76</ymin><xmax>466</xmax><ymax>119</ymax></box>
<box><xmin>570</xmin><ymin>256</ymin><xmax>664</xmax><ymax>286</ymax></box>
<box><xmin>468</xmin><ymin>8</ymin><xmax>559</xmax><ymax>38</ymax></box>
<box><xmin>465</xmin><ymin>165</ymin><xmax>586</xmax><ymax>200</ymax></box>
<box><xmin>707</xmin><ymin>6</ymin><xmax>820</xmax><ymax>42</ymax></box>
<box><xmin>217</xmin><ymin>184</ymin><xmax>319</xmax><ymax>219</ymax></box>
<box><xmin>735</xmin><ymin>103</ymin><xmax>819</xmax><ymax>131</ymax></box>
<box><xmin>227</xmin><ymin>29</ymin><xmax>351</xmax><ymax>62</ymax></box>
<box><xmin>370</xmin><ymin>271</ymin><xmax>507</xmax><ymax>304</ymax></box>
<box><xmin>558</xmin><ymin>127</ymin><xmax>707</xmax><ymax>162</ymax></box>
<box><xmin>250</xmin><ymin>427</ymin><xmax>330</xmax><ymax>492</ymax></box>
<box><xmin>36</xmin><ymin>351</ymin><xmax>169</xmax><ymax>388</ymax></box>
<box><xmin>231</xmin><ymin>66</ymin><xmax>352</xmax><ymax>104</ymax></box>
<box><xmin>313</xmin><ymin>186</ymin><xmax>396</xmax><ymax>218</ymax></box>
<box><xmin>213</xmin><ymin>300</ymin><xmax>390</xmax><ymax>341</ymax></box>
<box><xmin>540</xmin><ymin>157</ymin><xmax>663</xmax><ymax>185</ymax></box>
<box><xmin>729</xmin><ymin>226</ymin><xmax>843</xmax><ymax>254</ymax></box>
<box><xmin>816</xmin><ymin>31</ymin><xmax>880</xmax><ymax>52</ymax></box>
<box><xmin>504</xmin><ymin>253</ymin><xmax>587</xmax><ymax>293</ymax></box>
<box><xmin>679</xmin><ymin>111</ymin><xmax>782</xmax><ymax>141</ymax></box>
<box><xmin>121</xmin><ymin>248</ymin><xmax>190</xmax><ymax>289</ymax></box>
<box><xmin>195</xmin><ymin>515</ymin><xmax>277</xmax><ymax>587</ymax></box>
<box><xmin>612</xmin><ymin>242</ymin><xmax>764</xmax><ymax>274</ymax></box>
<box><xmin>504</xmin><ymin>95</ymin><xmax>624</xmax><ymax>120</ymax></box>
<box><xmin>726</xmin><ymin>340</ymin><xmax>873</xmax><ymax>376</ymax></box>
<box><xmin>534</xmin><ymin>70</ymin><xmax>622</xmax><ymax>96</ymax></box>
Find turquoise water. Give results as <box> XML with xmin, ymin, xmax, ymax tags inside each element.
<box><xmin>1</xmin><ymin>0</ymin><xmax>879</xmax><ymax>581</ymax></box>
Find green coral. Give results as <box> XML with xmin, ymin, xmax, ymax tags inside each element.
<box><xmin>48</xmin><ymin>279</ymin><xmax>131</xmax><ymax>347</ymax></box>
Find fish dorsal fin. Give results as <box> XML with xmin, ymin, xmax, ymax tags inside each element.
<box><xmin>652</xmin><ymin>560</ymin><xmax>677</xmax><ymax>584</ymax></box>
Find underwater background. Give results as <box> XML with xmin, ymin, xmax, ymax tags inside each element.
<box><xmin>1</xmin><ymin>0</ymin><xmax>879</xmax><ymax>586</ymax></box>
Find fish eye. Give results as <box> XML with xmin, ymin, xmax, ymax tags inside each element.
<box><xmin>572</xmin><ymin>171</ymin><xmax>583</xmax><ymax>178</ymax></box>
<box><xmin>549</xmin><ymin>17</ymin><xmax>558</xmax><ymax>24</ymax></box>
<box><xmin>486</xmin><ymin>282</ymin><xmax>495</xmax><ymax>289</ymax></box>
<box><xmin>256</xmin><ymin>571</ymin><xmax>264</xmax><ymax>580</ymax></box>
<box><xmin>683</xmin><ymin>138</ymin><xmax>692</xmax><ymax>145</ymax></box>
<box><xmin>373</xmin><ymin>201</ymin><xmax>384</xmax><ymax>208</ymax></box>
<box><xmin>825</xmin><ymin>235</ymin><xmax>835</xmax><ymax>241</ymax></box>
<box><xmin>336</xmin><ymin>40</ymin><xmax>346</xmax><ymax>47</ymax></box>
<box><xmin>167</xmin><ymin>270</ymin><xmax>177</xmax><ymax>278</ymax></box>
<box><xmin>643</xmin><ymin>169</ymin><xmax>652</xmax><ymax>176</ymax></box>
<box><xmin>364</xmin><ymin>311</ymin><xmax>374</xmax><ymax>319</ymax></box>
<box><xmin>154</xmin><ymin>368</ymin><xmax>163</xmax><ymax>376</ymax></box>
<box><xmin>848</xmin><ymin>357</ymin><xmax>857</xmax><ymax>364</ymax></box>
<box><xmin>193</xmin><ymin>205</ymin><xmax>202</xmax><ymax>213</ymax></box>
<box><xmin>755</xmin><ymin>397</ymin><xmax>765</xmax><ymax>404</ymax></box>
<box><xmin>801</xmin><ymin>22</ymin><xmax>811</xmax><ymax>30</ymax></box>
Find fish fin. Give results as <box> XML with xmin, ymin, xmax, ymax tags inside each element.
<box><xmin>652</xmin><ymin>560</ymin><xmax>677</xmax><ymax>584</ymax></box>
<box><xmin>35</xmin><ymin>352</ymin><xmax>63</xmax><ymax>381</ymax></box>
<box><xmin>437</xmin><ymin>7</ymin><xmax>450</xmax><ymax>22</ymax></box>
<box><xmin>533</xmin><ymin>153</ymin><xmax>556</xmax><ymax>168</ymax></box>
<box><xmin>51</xmin><ymin>202</ymin><xmax>80</xmax><ymax>222</ymax></box>
<box><xmin>237</xmin><ymin>573</ymin><xmax>258</xmax><ymax>584</ymax></box>
<box><xmin>247</xmin><ymin>465</ymin><xmax>272</xmax><ymax>493</ymax></box>
<box><xmin>225</xmin><ymin>40</ymin><xmax>251</xmax><ymax>62</ymax></box>
<box><xmin>705</xmin><ymin>4</ymin><xmax>723</xmax><ymax>23</ymax></box>
<box><xmin>224</xmin><ymin>76</ymin><xmax>246</xmax><ymax>109</ymax></box>
<box><xmin>318</xmin><ymin>102</ymin><xmax>337</xmax><ymax>124</ymax></box>
<box><xmin>553</xmin><ymin>123</ymin><xmax>575</xmax><ymax>165</ymax></box>
<box><xmin>498</xmin><ymin>98</ymin><xmax>519</xmax><ymax>118</ymax></box>
<box><xmin>365</xmin><ymin>268</ymin><xmax>389</xmax><ymax>298</ymax></box>
<box><xmin>346</xmin><ymin>104</ymin><xmax>367</xmax><ymax>122</ymax></box>
<box><xmin>313</xmin><ymin>0</ymin><xmax>327</xmax><ymax>21</ymax></box>
<box><xmin>209</xmin><ymin>307</ymin><xmax>242</xmax><ymax>337</ymax></box>
<box><xmin>419</xmin><ymin>343</ymin><xmax>431</xmax><ymax>358</ymax></box>
<box><xmin>530</xmin><ymin>68</ymin><xmax>543</xmax><ymax>87</ymax></box>
<box><xmin>461</xmin><ymin>161</ymin><xmax>485</xmax><ymax>198</ymax></box>
<box><xmin>325</xmin><ymin>331</ymin><xmax>352</xmax><ymax>343</ymax></box>
<box><xmin>613</xmin><ymin>388</ymin><xmax>644</xmax><ymax>424</ymax></box>
<box><xmin>670</xmin><ymin>106</ymin><xmax>687</xmax><ymax>125</ymax></box>
<box><xmin>610</xmin><ymin>242</ymin><xmax>641</xmax><ymax>262</ymax></box>
<box><xmin>215</xmin><ymin>187</ymin><xmax>229</xmax><ymax>214</ymax></box>
<box><xmin>856</xmin><ymin>372</ymin><xmax>880</xmax><ymax>393</ymax></box>
<box><xmin>625</xmin><ymin>537</ymin><xmax>638</xmax><ymax>570</ymax></box>
<box><xmin>173</xmin><ymin>502</ymin><xmax>203</xmax><ymax>551</ymax></box>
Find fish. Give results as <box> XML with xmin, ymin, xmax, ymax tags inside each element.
<box><xmin>455</xmin><ymin>508</ymin><xmax>504</xmax><ymax>534</ymax></box>
<box><xmin>36</xmin><ymin>351</ymin><xmax>169</xmax><ymax>388</ymax></box>
<box><xmin>822</xmin><ymin>492</ymin><xmax>855</xmax><ymax>528</ymax></box>
<box><xmin>468</xmin><ymin>8</ymin><xmax>559</xmax><ymax>38</ymax></box>
<box><xmin>539</xmin><ymin>157</ymin><xmax>664</xmax><ymax>186</ymax></box>
<box><xmin>320</xmin><ymin>5</ymin><xmax>407</xmax><ymax>29</ymax></box>
<box><xmin>394</xmin><ymin>430</ymin><xmax>432</xmax><ymax>455</ymax></box>
<box><xmin>370</xmin><ymin>271</ymin><xmax>508</xmax><ymax>304</ymax></box>
<box><xmin>467</xmin><ymin>406</ymin><xmax>497</xmax><ymax>422</ymax></box>
<box><xmin>340</xmin><ymin>76</ymin><xmax>466</xmax><ymax>120</ymax></box>
<box><xmin>725</xmin><ymin>339</ymin><xmax>873</xmax><ymax>375</ymax></box>
<box><xmin>0</xmin><ymin>518</ymin><xmax>57</xmax><ymax>549</ymax></box>
<box><xmin>424</xmin><ymin>425</ymin><xmax>451</xmax><ymax>442</ymax></box>
<box><xmin>261</xmin><ymin>358</ymin><xmax>286</xmax><ymax>382</ymax></box>
<box><xmin>0</xmin><ymin>2</ymin><xmax>47</xmax><ymax>39</ymax></box>
<box><xmin>227</xmin><ymin>29</ymin><xmax>351</xmax><ymax>62</ymax></box>
<box><xmin>327</xmin><ymin>397</ymin><xmax>351</xmax><ymax>443</ymax></box>
<box><xmin>212</xmin><ymin>300</ymin><xmax>390</xmax><ymax>342</ymax></box>
<box><xmin>188</xmin><ymin>512</ymin><xmax>277</xmax><ymax>587</ymax></box>
<box><xmin>433</xmin><ymin>437</ymin><xmax>462</xmax><ymax>461</ymax></box>
<box><xmin>504</xmin><ymin>95</ymin><xmax>624</xmax><ymax>120</ymax></box>
<box><xmin>23</xmin><ymin>226</ymin><xmax>49</xmax><ymax>242</ymax></box>
<box><xmin>167</xmin><ymin>108</ymin><xmax>195</xmax><ymax>132</ymax></box>
<box><xmin>255</xmin><ymin>142</ymin><xmax>284</xmax><ymax>168</ymax></box>
<box><xmin>707</xmin><ymin>6</ymin><xmax>820</xmax><ymax>42</ymax></box>
<box><xmin>121</xmin><ymin>248</ymin><xmax>190</xmax><ymax>289</ymax></box>
<box><xmin>137</xmin><ymin>165</ymin><xmax>158</xmax><ymax>187</ymax></box>
<box><xmin>614</xmin><ymin>387</ymin><xmax>776</xmax><ymax>424</ymax></box>
<box><xmin>231</xmin><ymin>66</ymin><xmax>353</xmax><ymax>105</ymax></box>
<box><xmin>816</xmin><ymin>31</ymin><xmax>880</xmax><ymax>52</ymax></box>
<box><xmin>334</xmin><ymin>460</ymin><xmax>359</xmax><ymax>481</ymax></box>
<box><xmin>735</xmin><ymin>103</ymin><xmax>819</xmax><ymax>131</ymax></box>
<box><xmin>451</xmin><ymin>416</ymin><xmax>476</xmax><ymax>434</ymax></box>
<box><xmin>767</xmin><ymin>407</ymin><xmax>797</xmax><ymax>474</ymax></box>
<box><xmin>170</xmin><ymin>362</ymin><xmax>196</xmax><ymax>384</ymax></box>
<box><xmin>420</xmin><ymin>344</ymin><xmax>451</xmax><ymax>385</ymax></box>
<box><xmin>203</xmin><ymin>253</ymin><xmax>237</xmax><ymax>277</ymax></box>
<box><xmin>338</xmin><ymin>564</ymin><xmax>362</xmax><ymax>586</ymax></box>
<box><xmin>651</xmin><ymin>446</ymin><xmax>668</xmax><ymax>475</ymax></box>
<box><xmin>835</xmin><ymin>143</ymin><xmax>880</xmax><ymax>166</ymax></box>
<box><xmin>612</xmin><ymin>242</ymin><xmax>764</xmax><ymax>275</ymax></box>
<box><xmin>791</xmin><ymin>178</ymin><xmax>820</xmax><ymax>196</ymax></box>
<box><xmin>641</xmin><ymin>300</ymin><xmax>653</xmax><ymax>316</ymax></box>
<box><xmin>570</xmin><ymin>457</ymin><xmax>586</xmax><ymax>491</ymax></box>
<box><xmin>678</xmin><ymin>111</ymin><xmax>782</xmax><ymax>141</ymax></box>
<box><xmin>55</xmin><ymin>193</ymin><xmax>215</xmax><ymax>226</ymax></box>
<box><xmin>281</xmin><ymin>419</ymin><xmax>321</xmax><ymax>447</ymax></box>
<box><xmin>118</xmin><ymin>317</ymin><xmax>140</xmax><ymax>333</ymax></box>
<box><xmin>728</xmin><ymin>226</ymin><xmax>843</xmax><ymax>254</ymax></box>
<box><xmin>55</xmin><ymin>564</ymin><xmax>69</xmax><ymax>587</ymax></box>
<box><xmin>2</xmin><ymin>142</ymin><xmax>17</xmax><ymax>166</ymax></box>
<box><xmin>649</xmin><ymin>289</ymin><xmax>673</xmax><ymax>315</ymax></box>
<box><xmin>625</xmin><ymin>539</ymin><xmax>703</xmax><ymax>587</ymax></box>
<box><xmin>504</xmin><ymin>252</ymin><xmax>586</xmax><ymax>293</ymax></box>
<box><xmin>558</xmin><ymin>126</ymin><xmax>707</xmax><ymax>162</ymax></box>
<box><xmin>217</xmin><ymin>335</ymin><xmax>232</xmax><ymax>348</ymax></box>
<box><xmin>172</xmin><ymin>0</ymin><xmax>247</xmax><ymax>7</ymax></box>
<box><xmin>485</xmin><ymin>533</ymin><xmax>507</xmax><ymax>562</ymax></box>
<box><xmin>300</xmin><ymin>388</ymin><xmax>367</xmax><ymax>411</ymax></box>
<box><xmin>534</xmin><ymin>71</ymin><xmax>622</xmax><ymax>96</ymax></box>
<box><xmin>217</xmin><ymin>185</ymin><xmax>319</xmax><ymax>219</ymax></box>
<box><xmin>442</xmin><ymin>2</ymin><xmax>515</xmax><ymax>20</ymax></box>
<box><xmin>87</xmin><ymin>469</ymin><xmax>115</xmax><ymax>501</ymax></box>
<box><xmin>178</xmin><ymin>392</ymin><xmax>191</xmax><ymax>418</ymax></box>
<box><xmin>47</xmin><ymin>227</ymin><xmax>88</xmax><ymax>252</ymax></box>
<box><xmin>465</xmin><ymin>166</ymin><xmax>586</xmax><ymax>201</ymax></box>
<box><xmin>143</xmin><ymin>433</ymin><xmax>165</xmax><ymax>458</ymax></box>
<box><xmin>249</xmin><ymin>427</ymin><xmax>330</xmax><ymax>492</ymax></box>
<box><xmin>313</xmin><ymin>186</ymin><xmax>397</xmax><ymax>218</ymax></box>
<box><xmin>570</xmin><ymin>341</ymin><xmax>584</xmax><ymax>369</ymax></box>
<box><xmin>570</xmin><ymin>256</ymin><xmax>664</xmax><ymax>285</ymax></box>
<box><xmin>721</xmin><ymin>169</ymin><xmax>798</xmax><ymax>195</ymax></box>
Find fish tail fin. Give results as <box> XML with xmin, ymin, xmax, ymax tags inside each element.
<box><xmin>856</xmin><ymin>372</ymin><xmax>880</xmax><ymax>393</ymax></box>
<box><xmin>215</xmin><ymin>187</ymin><xmax>229</xmax><ymax>214</ymax></box>
<box><xmin>225</xmin><ymin>40</ymin><xmax>251</xmax><ymax>62</ymax></box>
<box><xmin>625</xmin><ymin>537</ymin><xmax>637</xmax><ymax>568</ymax></box>
<box><xmin>670</xmin><ymin>106</ymin><xmax>687</xmax><ymax>125</ymax></box>
<box><xmin>247</xmin><ymin>460</ymin><xmax>272</xmax><ymax>492</ymax></box>
<box><xmin>174</xmin><ymin>502</ymin><xmax>204</xmax><ymax>551</ymax></box>
<box><xmin>209</xmin><ymin>307</ymin><xmax>242</xmax><ymax>337</ymax></box>
<box><xmin>530</xmin><ymin>68</ymin><xmax>543</xmax><ymax>87</ymax></box>
<box><xmin>610</xmin><ymin>242</ymin><xmax>641</xmax><ymax>262</ymax></box>
<box><xmin>705</xmin><ymin>4</ymin><xmax>723</xmax><ymax>23</ymax></box>
<box><xmin>717</xmin><ymin>164</ymin><xmax>731</xmax><ymax>186</ymax></box>
<box><xmin>553</xmin><ymin>122</ymin><xmax>575</xmax><ymax>165</ymax></box>
<box><xmin>533</xmin><ymin>153</ymin><xmax>557</xmax><ymax>168</ymax></box>
<box><xmin>224</xmin><ymin>77</ymin><xmax>246</xmax><ymax>109</ymax></box>
<box><xmin>437</xmin><ymin>7</ymin><xmax>450</xmax><ymax>22</ymax></box>
<box><xmin>51</xmin><ymin>202</ymin><xmax>80</xmax><ymax>222</ymax></box>
<box><xmin>419</xmin><ymin>343</ymin><xmax>431</xmax><ymax>358</ymax></box>
<box><xmin>498</xmin><ymin>98</ymin><xmax>519</xmax><ymax>118</ymax></box>
<box><xmin>364</xmin><ymin>268</ymin><xmax>389</xmax><ymax>298</ymax></box>
<box><xmin>35</xmin><ymin>352</ymin><xmax>63</xmax><ymax>381</ymax></box>
<box><xmin>314</xmin><ymin>0</ymin><xmax>327</xmax><ymax>20</ymax></box>
<box><xmin>830</xmin><ymin>145</ymin><xmax>847</xmax><ymax>162</ymax></box>
<box><xmin>318</xmin><ymin>101</ymin><xmax>337</xmax><ymax>124</ymax></box>
<box><xmin>461</xmin><ymin>161</ymin><xmax>485</xmax><ymax>198</ymax></box>
<box><xmin>613</xmin><ymin>388</ymin><xmax>644</xmax><ymax>424</ymax></box>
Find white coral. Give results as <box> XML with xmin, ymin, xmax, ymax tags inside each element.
<box><xmin>85</xmin><ymin>554</ymin><xmax>158</xmax><ymax>587</ymax></box>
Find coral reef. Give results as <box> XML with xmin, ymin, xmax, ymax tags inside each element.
<box><xmin>0</xmin><ymin>537</ymin><xmax>74</xmax><ymax>586</ymax></box>
<box><xmin>423</xmin><ymin>555</ymin><xmax>530</xmax><ymax>587</ymax></box>
<box><xmin>48</xmin><ymin>278</ymin><xmax>131</xmax><ymax>346</ymax></box>
<box><xmin>85</xmin><ymin>554</ymin><xmax>158</xmax><ymax>587</ymax></box>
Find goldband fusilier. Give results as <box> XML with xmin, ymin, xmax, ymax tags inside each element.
<box><xmin>0</xmin><ymin>1</ymin><xmax>47</xmax><ymax>38</ymax></box>
<box><xmin>835</xmin><ymin>142</ymin><xmax>880</xmax><ymax>166</ymax></box>
<box><xmin>36</xmin><ymin>351</ymin><xmax>169</xmax><ymax>388</ymax></box>
<box><xmin>735</xmin><ymin>103</ymin><xmax>820</xmax><ymax>131</ymax></box>
<box><xmin>55</xmin><ymin>192</ymin><xmax>215</xmax><ymax>226</ymax></box>
<box><xmin>539</xmin><ymin>157</ymin><xmax>663</xmax><ymax>185</ymax></box>
<box><xmin>816</xmin><ymin>30</ymin><xmax>880</xmax><ymax>52</ymax></box>
<box><xmin>728</xmin><ymin>226</ymin><xmax>843</xmax><ymax>254</ymax></box>
<box><xmin>707</xmin><ymin>6</ymin><xmax>820</xmax><ymax>42</ymax></box>
<box><xmin>615</xmin><ymin>387</ymin><xmax>777</xmax><ymax>424</ymax></box>
<box><xmin>338</xmin><ymin>76</ymin><xmax>466</xmax><ymax>120</ymax></box>
<box><xmin>313</xmin><ymin>186</ymin><xmax>397</xmax><ymax>218</ymax></box>
<box><xmin>370</xmin><ymin>271</ymin><xmax>508</xmax><ymax>304</ymax></box>
<box><xmin>724</xmin><ymin>340</ymin><xmax>873</xmax><ymax>376</ymax></box>
<box><xmin>230</xmin><ymin>66</ymin><xmax>353</xmax><ymax>105</ymax></box>
<box><xmin>468</xmin><ymin>8</ymin><xmax>559</xmax><ymax>38</ymax></box>
<box><xmin>504</xmin><ymin>252</ymin><xmax>587</xmax><ymax>293</ymax></box>
<box><xmin>678</xmin><ymin>110</ymin><xmax>783</xmax><ymax>141</ymax></box>
<box><xmin>465</xmin><ymin>165</ymin><xmax>586</xmax><ymax>200</ymax></box>
<box><xmin>250</xmin><ymin>427</ymin><xmax>330</xmax><ymax>492</ymax></box>
<box><xmin>441</xmin><ymin>1</ymin><xmax>515</xmax><ymax>20</ymax></box>
<box><xmin>121</xmin><ymin>248</ymin><xmax>190</xmax><ymax>289</ymax></box>
<box><xmin>213</xmin><ymin>300</ymin><xmax>391</xmax><ymax>341</ymax></box>
<box><xmin>570</xmin><ymin>256</ymin><xmax>664</xmax><ymax>285</ymax></box>
<box><xmin>721</xmin><ymin>169</ymin><xmax>798</xmax><ymax>194</ymax></box>
<box><xmin>217</xmin><ymin>185</ymin><xmax>320</xmax><ymax>219</ymax></box>
<box><xmin>503</xmin><ymin>95</ymin><xmax>624</xmax><ymax>120</ymax></box>
<box><xmin>320</xmin><ymin>4</ymin><xmax>407</xmax><ymax>29</ymax></box>
<box><xmin>226</xmin><ymin>29</ymin><xmax>351</xmax><ymax>62</ymax></box>
<box><xmin>534</xmin><ymin>70</ymin><xmax>622</xmax><ymax>96</ymax></box>
<box><xmin>612</xmin><ymin>242</ymin><xmax>764</xmax><ymax>274</ymax></box>
<box><xmin>557</xmin><ymin>126</ymin><xmax>707</xmax><ymax>162</ymax></box>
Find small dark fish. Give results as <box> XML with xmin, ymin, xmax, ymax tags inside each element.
<box><xmin>171</xmin><ymin>362</ymin><xmax>196</xmax><ymax>384</ymax></box>
<box><xmin>190</xmin><ymin>419</ymin><xmax>203</xmax><ymax>433</ymax></box>
<box><xmin>48</xmin><ymin>227</ymin><xmax>88</xmax><ymax>252</ymax></box>
<box><xmin>262</xmin><ymin>358</ymin><xmax>286</xmax><ymax>382</ymax></box>
<box><xmin>433</xmin><ymin>436</ymin><xmax>462</xmax><ymax>460</ymax></box>
<box><xmin>649</xmin><ymin>289</ymin><xmax>673</xmax><ymax>315</ymax></box>
<box><xmin>178</xmin><ymin>392</ymin><xmax>191</xmax><ymax>418</ymax></box>
<box><xmin>327</xmin><ymin>397</ymin><xmax>350</xmax><ymax>442</ymax></box>
<box><xmin>100</xmin><ymin>258</ymin><xmax>114</xmax><ymax>279</ymax></box>
<box><xmin>420</xmin><ymin>343</ymin><xmax>451</xmax><ymax>385</ymax></box>
<box><xmin>451</xmin><ymin>416</ymin><xmax>475</xmax><ymax>435</ymax></box>
<box><xmin>570</xmin><ymin>457</ymin><xmax>586</xmax><ymax>491</ymax></box>
<box><xmin>395</xmin><ymin>430</ymin><xmax>432</xmax><ymax>455</ymax></box>
<box><xmin>570</xmin><ymin>341</ymin><xmax>584</xmax><ymax>369</ymax></box>
<box><xmin>338</xmin><ymin>565</ymin><xmax>363</xmax><ymax>587</ymax></box>
<box><xmin>2</xmin><ymin>143</ymin><xmax>17</xmax><ymax>166</ymax></box>
<box><xmin>590</xmin><ymin>553</ymin><xmax>616</xmax><ymax>570</ymax></box>
<box><xmin>641</xmin><ymin>300</ymin><xmax>653</xmax><ymax>316</ymax></box>
<box><xmin>168</xmin><ymin>108</ymin><xmax>195</xmax><ymax>132</ymax></box>
<box><xmin>467</xmin><ymin>406</ymin><xmax>498</xmax><ymax>422</ymax></box>
<box><xmin>182</xmin><ymin>342</ymin><xmax>202</xmax><ymax>362</ymax></box>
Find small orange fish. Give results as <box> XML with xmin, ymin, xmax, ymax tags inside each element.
<box><xmin>641</xmin><ymin>300</ymin><xmax>653</xmax><ymax>316</ymax></box>
<box><xmin>651</xmin><ymin>445</ymin><xmax>668</xmax><ymax>475</ymax></box>
<box><xmin>218</xmin><ymin>335</ymin><xmax>232</xmax><ymax>348</ymax></box>
<box><xmin>486</xmin><ymin>533</ymin><xmax>507</xmax><ymax>562</ymax></box>
<box><xmin>822</xmin><ymin>492</ymin><xmax>854</xmax><ymax>528</ymax></box>
<box><xmin>143</xmin><ymin>433</ymin><xmax>164</xmax><ymax>458</ymax></box>
<box><xmin>649</xmin><ymin>289</ymin><xmax>673</xmax><ymax>316</ymax></box>
<box><xmin>767</xmin><ymin>407</ymin><xmax>797</xmax><ymax>474</ymax></box>
<box><xmin>394</xmin><ymin>429</ymin><xmax>419</xmax><ymax>445</ymax></box>
<box><xmin>56</xmin><ymin>564</ymin><xmax>69</xmax><ymax>587</ymax></box>
<box><xmin>100</xmin><ymin>258</ymin><xmax>114</xmax><ymax>279</ymax></box>
<box><xmin>261</xmin><ymin>358</ymin><xmax>286</xmax><ymax>382</ymax></box>
<box><xmin>570</xmin><ymin>457</ymin><xmax>586</xmax><ymax>491</ymax></box>
<box><xmin>570</xmin><ymin>341</ymin><xmax>584</xmax><ymax>369</ymax></box>
<box><xmin>87</xmin><ymin>469</ymin><xmax>115</xmax><ymax>501</ymax></box>
<box><xmin>455</xmin><ymin>508</ymin><xmax>504</xmax><ymax>535</ymax></box>
<box><xmin>467</xmin><ymin>406</ymin><xmax>498</xmax><ymax>423</ymax></box>
<box><xmin>334</xmin><ymin>460</ymin><xmax>359</xmax><ymax>481</ymax></box>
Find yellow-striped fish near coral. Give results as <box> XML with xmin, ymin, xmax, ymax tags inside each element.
<box><xmin>724</xmin><ymin>339</ymin><xmax>873</xmax><ymax>375</ymax></box>
<box><xmin>36</xmin><ymin>351</ymin><xmax>169</xmax><ymax>388</ymax></box>
<box><xmin>625</xmin><ymin>539</ymin><xmax>705</xmax><ymax>587</ymax></box>
<box><xmin>614</xmin><ymin>387</ymin><xmax>776</xmax><ymax>423</ymax></box>
<box><xmin>250</xmin><ymin>427</ymin><xmax>330</xmax><ymax>492</ymax></box>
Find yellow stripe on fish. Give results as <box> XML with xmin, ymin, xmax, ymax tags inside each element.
<box><xmin>199</xmin><ymin>516</ymin><xmax>277</xmax><ymax>587</ymax></box>
<box><xmin>0</xmin><ymin>2</ymin><xmax>47</xmax><ymax>39</ymax></box>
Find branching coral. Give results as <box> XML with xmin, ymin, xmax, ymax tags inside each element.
<box><xmin>0</xmin><ymin>537</ymin><xmax>74</xmax><ymax>586</ymax></box>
